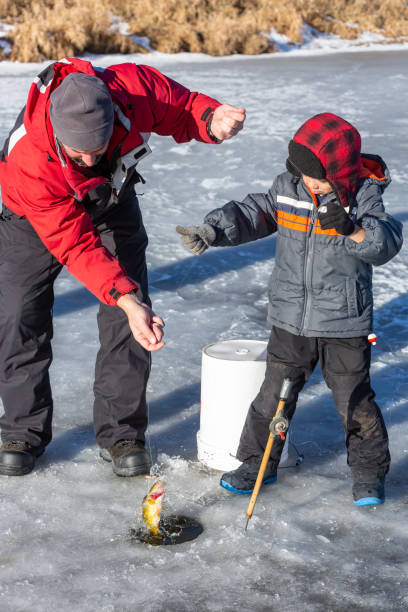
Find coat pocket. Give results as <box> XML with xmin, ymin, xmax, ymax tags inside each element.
<box><xmin>346</xmin><ymin>278</ymin><xmax>359</xmax><ymax>318</ymax></box>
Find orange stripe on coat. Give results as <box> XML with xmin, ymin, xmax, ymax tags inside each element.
<box><xmin>277</xmin><ymin>210</ymin><xmax>310</xmax><ymax>225</ymax></box>
<box><xmin>314</xmin><ymin>220</ymin><xmax>341</xmax><ymax>236</ymax></box>
<box><xmin>277</xmin><ymin>217</ymin><xmax>309</xmax><ymax>232</ymax></box>
<box><xmin>277</xmin><ymin>211</ymin><xmax>341</xmax><ymax>236</ymax></box>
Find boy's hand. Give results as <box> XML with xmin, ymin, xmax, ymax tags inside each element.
<box><xmin>318</xmin><ymin>202</ymin><xmax>355</xmax><ymax>235</ymax></box>
<box><xmin>176</xmin><ymin>223</ymin><xmax>217</xmax><ymax>255</ymax></box>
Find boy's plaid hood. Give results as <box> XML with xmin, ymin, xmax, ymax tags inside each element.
<box><xmin>286</xmin><ymin>112</ymin><xmax>362</xmax><ymax>207</ymax></box>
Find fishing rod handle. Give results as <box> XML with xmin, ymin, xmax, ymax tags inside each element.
<box><xmin>279</xmin><ymin>378</ymin><xmax>293</xmax><ymax>401</ymax></box>
<box><xmin>245</xmin><ymin>432</ymin><xmax>274</xmax><ymax>520</ymax></box>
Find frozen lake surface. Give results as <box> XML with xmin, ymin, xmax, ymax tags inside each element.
<box><xmin>0</xmin><ymin>48</ymin><xmax>407</xmax><ymax>611</ymax></box>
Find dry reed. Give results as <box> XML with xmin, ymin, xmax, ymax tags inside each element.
<box><xmin>0</xmin><ymin>0</ymin><xmax>406</xmax><ymax>62</ymax></box>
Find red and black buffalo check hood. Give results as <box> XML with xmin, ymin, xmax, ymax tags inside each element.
<box><xmin>286</xmin><ymin>112</ymin><xmax>362</xmax><ymax>207</ymax></box>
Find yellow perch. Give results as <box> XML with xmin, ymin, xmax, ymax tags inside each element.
<box><xmin>142</xmin><ymin>480</ymin><xmax>165</xmax><ymax>535</ymax></box>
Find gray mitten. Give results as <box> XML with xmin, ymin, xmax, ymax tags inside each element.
<box><xmin>176</xmin><ymin>223</ymin><xmax>217</xmax><ymax>255</ymax></box>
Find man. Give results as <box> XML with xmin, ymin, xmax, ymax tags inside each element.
<box><xmin>0</xmin><ymin>57</ymin><xmax>245</xmax><ymax>477</ymax></box>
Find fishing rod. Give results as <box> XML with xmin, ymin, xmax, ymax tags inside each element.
<box><xmin>245</xmin><ymin>377</ymin><xmax>293</xmax><ymax>531</ymax></box>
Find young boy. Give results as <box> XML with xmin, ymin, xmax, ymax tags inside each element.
<box><xmin>176</xmin><ymin>113</ymin><xmax>403</xmax><ymax>506</ymax></box>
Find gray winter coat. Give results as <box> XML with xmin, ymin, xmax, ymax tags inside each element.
<box><xmin>204</xmin><ymin>155</ymin><xmax>403</xmax><ymax>337</ymax></box>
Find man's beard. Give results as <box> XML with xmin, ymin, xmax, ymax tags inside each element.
<box><xmin>58</xmin><ymin>139</ymin><xmax>104</xmax><ymax>167</ymax></box>
<box><xmin>72</xmin><ymin>153</ymin><xmax>104</xmax><ymax>167</ymax></box>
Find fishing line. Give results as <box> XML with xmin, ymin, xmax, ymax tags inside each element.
<box><xmin>145</xmin><ymin>351</ymin><xmax>154</xmax><ymax>469</ymax></box>
<box><xmin>144</xmin><ymin>251</ymin><xmax>199</xmax><ymax>488</ymax></box>
<box><xmin>145</xmin><ymin>355</ymin><xmax>162</xmax><ymax>485</ymax></box>
<box><xmin>146</xmin><ymin>252</ymin><xmax>197</xmax><ymax>472</ymax></box>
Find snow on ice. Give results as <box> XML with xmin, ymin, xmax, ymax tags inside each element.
<box><xmin>0</xmin><ymin>46</ymin><xmax>407</xmax><ymax>611</ymax></box>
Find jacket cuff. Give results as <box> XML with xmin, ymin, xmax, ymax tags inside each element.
<box><xmin>200</xmin><ymin>106</ymin><xmax>222</xmax><ymax>144</ymax></box>
<box><xmin>105</xmin><ymin>280</ymin><xmax>139</xmax><ymax>305</ymax></box>
<box><xmin>206</xmin><ymin>112</ymin><xmax>223</xmax><ymax>143</ymax></box>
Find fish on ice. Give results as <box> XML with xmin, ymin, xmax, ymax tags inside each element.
<box><xmin>142</xmin><ymin>479</ymin><xmax>165</xmax><ymax>536</ymax></box>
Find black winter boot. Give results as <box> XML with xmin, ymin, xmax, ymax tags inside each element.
<box><xmin>0</xmin><ymin>440</ymin><xmax>44</xmax><ymax>476</ymax></box>
<box><xmin>352</xmin><ymin>476</ymin><xmax>385</xmax><ymax>506</ymax></box>
<box><xmin>100</xmin><ymin>440</ymin><xmax>151</xmax><ymax>477</ymax></box>
<box><xmin>220</xmin><ymin>461</ymin><xmax>277</xmax><ymax>495</ymax></box>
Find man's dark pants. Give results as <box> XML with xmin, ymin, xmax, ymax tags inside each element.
<box><xmin>0</xmin><ymin>189</ymin><xmax>150</xmax><ymax>450</ymax></box>
<box><xmin>237</xmin><ymin>326</ymin><xmax>390</xmax><ymax>480</ymax></box>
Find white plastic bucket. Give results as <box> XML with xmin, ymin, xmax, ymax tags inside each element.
<box><xmin>197</xmin><ymin>339</ymin><xmax>294</xmax><ymax>471</ymax></box>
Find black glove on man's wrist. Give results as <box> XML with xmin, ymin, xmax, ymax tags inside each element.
<box><xmin>176</xmin><ymin>223</ymin><xmax>217</xmax><ymax>255</ymax></box>
<box><xmin>318</xmin><ymin>202</ymin><xmax>355</xmax><ymax>236</ymax></box>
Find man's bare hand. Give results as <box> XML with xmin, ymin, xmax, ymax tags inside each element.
<box><xmin>210</xmin><ymin>104</ymin><xmax>246</xmax><ymax>141</ymax></box>
<box><xmin>117</xmin><ymin>292</ymin><xmax>165</xmax><ymax>352</ymax></box>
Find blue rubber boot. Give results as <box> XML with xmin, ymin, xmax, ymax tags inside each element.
<box><xmin>353</xmin><ymin>477</ymin><xmax>385</xmax><ymax>506</ymax></box>
<box><xmin>220</xmin><ymin>461</ymin><xmax>277</xmax><ymax>495</ymax></box>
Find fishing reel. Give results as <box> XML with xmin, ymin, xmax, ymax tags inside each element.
<box><xmin>269</xmin><ymin>415</ymin><xmax>289</xmax><ymax>436</ymax></box>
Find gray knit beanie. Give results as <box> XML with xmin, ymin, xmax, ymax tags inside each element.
<box><xmin>49</xmin><ymin>73</ymin><xmax>114</xmax><ymax>150</ymax></box>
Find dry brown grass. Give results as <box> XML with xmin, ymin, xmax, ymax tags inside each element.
<box><xmin>2</xmin><ymin>0</ymin><xmax>147</xmax><ymax>62</ymax></box>
<box><xmin>1</xmin><ymin>0</ymin><xmax>407</xmax><ymax>62</ymax></box>
<box><xmin>116</xmin><ymin>0</ymin><xmax>304</xmax><ymax>55</ymax></box>
<box><xmin>302</xmin><ymin>0</ymin><xmax>408</xmax><ymax>40</ymax></box>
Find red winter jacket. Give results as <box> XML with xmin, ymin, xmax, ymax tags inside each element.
<box><xmin>0</xmin><ymin>58</ymin><xmax>221</xmax><ymax>304</ymax></box>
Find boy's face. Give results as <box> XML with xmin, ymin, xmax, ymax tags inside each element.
<box><xmin>302</xmin><ymin>174</ymin><xmax>333</xmax><ymax>196</ymax></box>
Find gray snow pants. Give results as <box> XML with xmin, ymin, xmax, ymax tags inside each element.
<box><xmin>237</xmin><ymin>326</ymin><xmax>390</xmax><ymax>480</ymax></box>
<box><xmin>0</xmin><ymin>189</ymin><xmax>150</xmax><ymax>450</ymax></box>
